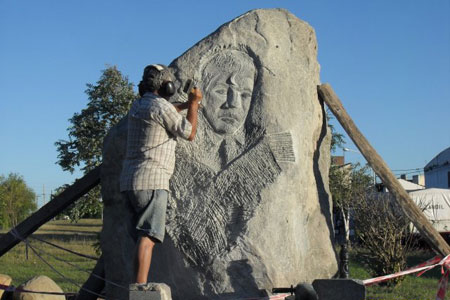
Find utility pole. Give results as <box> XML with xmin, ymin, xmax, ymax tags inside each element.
<box><xmin>42</xmin><ymin>185</ymin><xmax>46</xmax><ymax>205</ymax></box>
<box><xmin>0</xmin><ymin>166</ymin><xmax>101</xmax><ymax>256</ymax></box>
<box><xmin>35</xmin><ymin>195</ymin><xmax>41</xmax><ymax>208</ymax></box>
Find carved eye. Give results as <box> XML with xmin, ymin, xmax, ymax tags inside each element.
<box><xmin>214</xmin><ymin>88</ymin><xmax>227</xmax><ymax>95</ymax></box>
<box><xmin>241</xmin><ymin>92</ymin><xmax>251</xmax><ymax>100</ymax></box>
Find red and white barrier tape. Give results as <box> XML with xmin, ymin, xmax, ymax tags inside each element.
<box><xmin>362</xmin><ymin>254</ymin><xmax>450</xmax><ymax>300</ymax></box>
<box><xmin>239</xmin><ymin>294</ymin><xmax>290</xmax><ymax>300</ymax></box>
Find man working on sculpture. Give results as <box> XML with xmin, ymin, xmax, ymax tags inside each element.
<box><xmin>119</xmin><ymin>64</ymin><xmax>202</xmax><ymax>284</ymax></box>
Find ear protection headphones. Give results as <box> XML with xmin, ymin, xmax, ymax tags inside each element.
<box><xmin>149</xmin><ymin>64</ymin><xmax>176</xmax><ymax>98</ymax></box>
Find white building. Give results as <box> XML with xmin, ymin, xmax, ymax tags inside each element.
<box><xmin>425</xmin><ymin>147</ymin><xmax>450</xmax><ymax>189</ymax></box>
<box><xmin>412</xmin><ymin>174</ymin><xmax>425</xmax><ymax>186</ymax></box>
<box><xmin>409</xmin><ymin>188</ymin><xmax>450</xmax><ymax>233</ymax></box>
<box><xmin>381</xmin><ymin>178</ymin><xmax>425</xmax><ymax>193</ymax></box>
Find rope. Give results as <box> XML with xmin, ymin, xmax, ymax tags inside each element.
<box><xmin>8</xmin><ymin>229</ymin><xmax>290</xmax><ymax>300</ymax></box>
<box><xmin>30</xmin><ymin>235</ymin><xmax>99</xmax><ymax>260</ymax></box>
<box><xmin>28</xmin><ymin>238</ymin><xmax>128</xmax><ymax>291</ymax></box>
<box><xmin>0</xmin><ymin>283</ymin><xmax>76</xmax><ymax>296</ymax></box>
<box><xmin>9</xmin><ymin>228</ymin><xmax>109</xmax><ymax>299</ymax></box>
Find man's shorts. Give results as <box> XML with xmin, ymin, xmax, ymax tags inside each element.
<box><xmin>124</xmin><ymin>189</ymin><xmax>168</xmax><ymax>243</ymax></box>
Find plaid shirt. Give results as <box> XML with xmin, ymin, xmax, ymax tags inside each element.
<box><xmin>120</xmin><ymin>93</ymin><xmax>192</xmax><ymax>192</ymax></box>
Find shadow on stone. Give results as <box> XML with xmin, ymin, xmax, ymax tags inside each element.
<box><xmin>313</xmin><ymin>99</ymin><xmax>339</xmax><ymax>277</ymax></box>
<box><xmin>222</xmin><ymin>259</ymin><xmax>268</xmax><ymax>299</ymax></box>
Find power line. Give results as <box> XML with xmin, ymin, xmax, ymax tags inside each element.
<box><xmin>393</xmin><ymin>171</ymin><xmax>424</xmax><ymax>174</ymax></box>
<box><xmin>391</xmin><ymin>168</ymin><xmax>423</xmax><ymax>172</ymax></box>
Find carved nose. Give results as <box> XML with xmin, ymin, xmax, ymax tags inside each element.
<box><xmin>223</xmin><ymin>88</ymin><xmax>240</xmax><ymax>108</ymax></box>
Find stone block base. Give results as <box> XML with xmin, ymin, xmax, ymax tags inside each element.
<box><xmin>129</xmin><ymin>283</ymin><xmax>171</xmax><ymax>300</ymax></box>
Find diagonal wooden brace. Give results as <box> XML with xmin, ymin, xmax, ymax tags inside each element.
<box><xmin>318</xmin><ymin>83</ymin><xmax>450</xmax><ymax>256</ymax></box>
<box><xmin>0</xmin><ymin>165</ymin><xmax>101</xmax><ymax>257</ymax></box>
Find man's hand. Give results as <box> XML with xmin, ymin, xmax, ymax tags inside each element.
<box><xmin>188</xmin><ymin>87</ymin><xmax>202</xmax><ymax>106</ymax></box>
<box><xmin>173</xmin><ymin>88</ymin><xmax>202</xmax><ymax>112</ymax></box>
<box><xmin>186</xmin><ymin>87</ymin><xmax>202</xmax><ymax>141</ymax></box>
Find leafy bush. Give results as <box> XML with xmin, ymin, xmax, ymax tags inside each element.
<box><xmin>353</xmin><ymin>192</ymin><xmax>414</xmax><ymax>285</ymax></box>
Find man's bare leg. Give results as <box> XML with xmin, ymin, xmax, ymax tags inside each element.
<box><xmin>135</xmin><ymin>235</ymin><xmax>156</xmax><ymax>283</ymax></box>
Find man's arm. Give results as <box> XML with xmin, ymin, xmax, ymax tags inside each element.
<box><xmin>173</xmin><ymin>102</ymin><xmax>189</xmax><ymax>112</ymax></box>
<box><xmin>162</xmin><ymin>88</ymin><xmax>202</xmax><ymax>140</ymax></box>
<box><xmin>186</xmin><ymin>88</ymin><xmax>202</xmax><ymax>141</ymax></box>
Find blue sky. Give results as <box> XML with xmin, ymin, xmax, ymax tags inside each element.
<box><xmin>1</xmin><ymin>0</ymin><xmax>449</xmax><ymax>207</ymax></box>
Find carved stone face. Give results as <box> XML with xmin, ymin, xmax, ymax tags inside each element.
<box><xmin>202</xmin><ymin>51</ymin><xmax>256</xmax><ymax>135</ymax></box>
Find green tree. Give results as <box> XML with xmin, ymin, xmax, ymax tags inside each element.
<box><xmin>327</xmin><ymin>107</ymin><xmax>349</xmax><ymax>242</ymax></box>
<box><xmin>0</xmin><ymin>173</ymin><xmax>37</xmax><ymax>228</ymax></box>
<box><xmin>327</xmin><ymin>108</ymin><xmax>345</xmax><ymax>152</ymax></box>
<box><xmin>55</xmin><ymin>66</ymin><xmax>138</xmax><ymax>220</ymax></box>
<box><xmin>330</xmin><ymin>163</ymin><xmax>373</xmax><ymax>245</ymax></box>
<box><xmin>330</xmin><ymin>160</ymin><xmax>414</xmax><ymax>285</ymax></box>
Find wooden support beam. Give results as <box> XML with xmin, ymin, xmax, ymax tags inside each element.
<box><xmin>0</xmin><ymin>165</ymin><xmax>101</xmax><ymax>257</ymax></box>
<box><xmin>317</xmin><ymin>83</ymin><xmax>450</xmax><ymax>256</ymax></box>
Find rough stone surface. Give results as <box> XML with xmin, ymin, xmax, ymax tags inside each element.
<box><xmin>101</xmin><ymin>8</ymin><xmax>337</xmax><ymax>300</ymax></box>
<box><xmin>0</xmin><ymin>274</ymin><xmax>12</xmax><ymax>298</ymax></box>
<box><xmin>14</xmin><ymin>275</ymin><xmax>65</xmax><ymax>300</ymax></box>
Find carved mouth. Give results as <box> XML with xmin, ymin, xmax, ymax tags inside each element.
<box><xmin>219</xmin><ymin>114</ymin><xmax>240</xmax><ymax>124</ymax></box>
<box><xmin>220</xmin><ymin>116</ymin><xmax>237</xmax><ymax>124</ymax></box>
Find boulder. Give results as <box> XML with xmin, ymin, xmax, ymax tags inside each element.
<box><xmin>101</xmin><ymin>8</ymin><xmax>337</xmax><ymax>300</ymax></box>
<box><xmin>0</xmin><ymin>274</ymin><xmax>12</xmax><ymax>299</ymax></box>
<box><xmin>14</xmin><ymin>275</ymin><xmax>65</xmax><ymax>300</ymax></box>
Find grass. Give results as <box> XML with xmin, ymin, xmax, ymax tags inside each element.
<box><xmin>1</xmin><ymin>219</ymin><xmax>447</xmax><ymax>299</ymax></box>
<box><xmin>350</xmin><ymin>248</ymin><xmax>444</xmax><ymax>300</ymax></box>
<box><xmin>37</xmin><ymin>218</ymin><xmax>102</xmax><ymax>236</ymax></box>
<box><xmin>0</xmin><ymin>219</ymin><xmax>101</xmax><ymax>293</ymax></box>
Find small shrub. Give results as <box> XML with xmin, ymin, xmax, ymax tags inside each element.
<box><xmin>353</xmin><ymin>192</ymin><xmax>414</xmax><ymax>285</ymax></box>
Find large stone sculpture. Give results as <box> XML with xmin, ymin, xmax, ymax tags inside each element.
<box><xmin>101</xmin><ymin>8</ymin><xmax>337</xmax><ymax>300</ymax></box>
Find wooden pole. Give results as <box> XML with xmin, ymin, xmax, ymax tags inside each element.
<box><xmin>317</xmin><ymin>83</ymin><xmax>450</xmax><ymax>256</ymax></box>
<box><xmin>0</xmin><ymin>165</ymin><xmax>101</xmax><ymax>257</ymax></box>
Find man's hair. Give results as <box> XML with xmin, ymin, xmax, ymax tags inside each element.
<box><xmin>138</xmin><ymin>64</ymin><xmax>174</xmax><ymax>96</ymax></box>
<box><xmin>201</xmin><ymin>50</ymin><xmax>256</xmax><ymax>91</ymax></box>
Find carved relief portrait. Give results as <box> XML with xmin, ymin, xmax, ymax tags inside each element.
<box><xmin>201</xmin><ymin>50</ymin><xmax>256</xmax><ymax>136</ymax></box>
<box><xmin>167</xmin><ymin>48</ymin><xmax>295</xmax><ymax>267</ymax></box>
